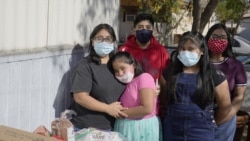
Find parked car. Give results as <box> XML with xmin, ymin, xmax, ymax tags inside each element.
<box><xmin>232</xmin><ymin>35</ymin><xmax>250</xmax><ymax>55</ymax></box>
<box><xmin>236</xmin><ymin>55</ymin><xmax>250</xmax><ymax>72</ymax></box>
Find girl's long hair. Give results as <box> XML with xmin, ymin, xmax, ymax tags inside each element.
<box><xmin>163</xmin><ymin>31</ymin><xmax>216</xmax><ymax>109</ymax></box>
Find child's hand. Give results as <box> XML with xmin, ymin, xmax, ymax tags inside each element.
<box><xmin>107</xmin><ymin>102</ymin><xmax>128</xmax><ymax>118</ymax></box>
<box><xmin>155</xmin><ymin>79</ymin><xmax>160</xmax><ymax>97</ymax></box>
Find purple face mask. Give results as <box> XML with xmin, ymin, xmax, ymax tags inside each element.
<box><xmin>136</xmin><ymin>29</ymin><xmax>153</xmax><ymax>44</ymax></box>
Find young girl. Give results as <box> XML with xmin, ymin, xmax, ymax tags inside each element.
<box><xmin>161</xmin><ymin>31</ymin><xmax>232</xmax><ymax>141</ymax></box>
<box><xmin>205</xmin><ymin>23</ymin><xmax>247</xmax><ymax>141</ymax></box>
<box><xmin>108</xmin><ymin>51</ymin><xmax>162</xmax><ymax>141</ymax></box>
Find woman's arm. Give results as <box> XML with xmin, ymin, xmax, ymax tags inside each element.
<box><xmin>122</xmin><ymin>88</ymin><xmax>155</xmax><ymax>118</ymax></box>
<box><xmin>214</xmin><ymin>80</ymin><xmax>232</xmax><ymax>125</ymax></box>
<box><xmin>73</xmin><ymin>92</ymin><xmax>127</xmax><ymax>118</ymax></box>
<box><xmin>228</xmin><ymin>86</ymin><xmax>247</xmax><ymax>118</ymax></box>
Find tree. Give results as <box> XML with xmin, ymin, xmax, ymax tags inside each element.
<box><xmin>192</xmin><ymin>0</ymin><xmax>219</xmax><ymax>33</ymax></box>
<box><xmin>137</xmin><ymin>0</ymin><xmax>191</xmax><ymax>45</ymax></box>
<box><xmin>136</xmin><ymin>0</ymin><xmax>220</xmax><ymax>44</ymax></box>
<box><xmin>215</xmin><ymin>0</ymin><xmax>250</xmax><ymax>35</ymax></box>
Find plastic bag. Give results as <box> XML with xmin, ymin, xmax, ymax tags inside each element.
<box><xmin>74</xmin><ymin>128</ymin><xmax>129</xmax><ymax>141</ymax></box>
<box><xmin>51</xmin><ymin>110</ymin><xmax>75</xmax><ymax>141</ymax></box>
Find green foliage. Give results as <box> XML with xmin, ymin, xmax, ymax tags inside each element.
<box><xmin>216</xmin><ymin>1</ymin><xmax>230</xmax><ymax>23</ymax></box>
<box><xmin>216</xmin><ymin>0</ymin><xmax>250</xmax><ymax>23</ymax></box>
<box><xmin>138</xmin><ymin>0</ymin><xmax>184</xmax><ymax>23</ymax></box>
<box><xmin>215</xmin><ymin>0</ymin><xmax>250</xmax><ymax>35</ymax></box>
<box><xmin>136</xmin><ymin>0</ymin><xmax>189</xmax><ymax>45</ymax></box>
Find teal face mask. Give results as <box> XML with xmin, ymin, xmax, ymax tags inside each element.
<box><xmin>177</xmin><ymin>51</ymin><xmax>200</xmax><ymax>67</ymax></box>
<box><xmin>93</xmin><ymin>42</ymin><xmax>114</xmax><ymax>57</ymax></box>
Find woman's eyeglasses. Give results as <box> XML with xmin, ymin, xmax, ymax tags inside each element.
<box><xmin>93</xmin><ymin>36</ymin><xmax>113</xmax><ymax>44</ymax></box>
<box><xmin>210</xmin><ymin>34</ymin><xmax>228</xmax><ymax>40</ymax></box>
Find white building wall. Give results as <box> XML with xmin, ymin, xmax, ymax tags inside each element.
<box><xmin>0</xmin><ymin>0</ymin><xmax>48</xmax><ymax>52</ymax></box>
<box><xmin>0</xmin><ymin>0</ymin><xmax>120</xmax><ymax>53</ymax></box>
<box><xmin>0</xmin><ymin>0</ymin><xmax>120</xmax><ymax>132</ymax></box>
<box><xmin>47</xmin><ymin>0</ymin><xmax>120</xmax><ymax>47</ymax></box>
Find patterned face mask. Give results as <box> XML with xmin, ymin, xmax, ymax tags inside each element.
<box><xmin>207</xmin><ymin>39</ymin><xmax>228</xmax><ymax>54</ymax></box>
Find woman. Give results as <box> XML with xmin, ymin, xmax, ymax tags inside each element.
<box><xmin>205</xmin><ymin>23</ymin><xmax>247</xmax><ymax>141</ymax></box>
<box><xmin>108</xmin><ymin>51</ymin><xmax>162</xmax><ymax>141</ymax></box>
<box><xmin>161</xmin><ymin>31</ymin><xmax>232</xmax><ymax>141</ymax></box>
<box><xmin>69</xmin><ymin>24</ymin><xmax>127</xmax><ymax>131</ymax></box>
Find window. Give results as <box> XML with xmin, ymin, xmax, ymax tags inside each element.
<box><xmin>232</xmin><ymin>38</ymin><xmax>240</xmax><ymax>47</ymax></box>
<box><xmin>126</xmin><ymin>14</ymin><xmax>136</xmax><ymax>21</ymax></box>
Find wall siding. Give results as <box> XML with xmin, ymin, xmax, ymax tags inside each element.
<box><xmin>0</xmin><ymin>0</ymin><xmax>120</xmax><ymax>132</ymax></box>
<box><xmin>0</xmin><ymin>47</ymin><xmax>85</xmax><ymax>131</ymax></box>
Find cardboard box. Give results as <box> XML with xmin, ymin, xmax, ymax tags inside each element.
<box><xmin>0</xmin><ymin>125</ymin><xmax>56</xmax><ymax>141</ymax></box>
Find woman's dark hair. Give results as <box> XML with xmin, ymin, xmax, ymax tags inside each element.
<box><xmin>108</xmin><ymin>52</ymin><xmax>144</xmax><ymax>78</ymax></box>
<box><xmin>134</xmin><ymin>13</ymin><xmax>154</xmax><ymax>27</ymax></box>
<box><xmin>162</xmin><ymin>31</ymin><xmax>216</xmax><ymax>109</ymax></box>
<box><xmin>89</xmin><ymin>23</ymin><xmax>117</xmax><ymax>64</ymax></box>
<box><xmin>205</xmin><ymin>23</ymin><xmax>235</xmax><ymax>58</ymax></box>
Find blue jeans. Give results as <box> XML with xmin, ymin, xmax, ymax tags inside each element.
<box><xmin>214</xmin><ymin>115</ymin><xmax>236</xmax><ymax>141</ymax></box>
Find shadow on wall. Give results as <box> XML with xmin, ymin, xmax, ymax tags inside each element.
<box><xmin>53</xmin><ymin>44</ymin><xmax>87</xmax><ymax>118</ymax></box>
<box><xmin>53</xmin><ymin>0</ymin><xmax>119</xmax><ymax>118</ymax></box>
<box><xmin>77</xmin><ymin>0</ymin><xmax>119</xmax><ymax>43</ymax></box>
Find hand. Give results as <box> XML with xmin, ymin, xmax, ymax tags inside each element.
<box><xmin>33</xmin><ymin>125</ymin><xmax>50</xmax><ymax>136</ymax></box>
<box><xmin>106</xmin><ymin>102</ymin><xmax>128</xmax><ymax>118</ymax></box>
<box><xmin>236</xmin><ymin>115</ymin><xmax>249</xmax><ymax>127</ymax></box>
<box><xmin>154</xmin><ymin>84</ymin><xmax>160</xmax><ymax>97</ymax></box>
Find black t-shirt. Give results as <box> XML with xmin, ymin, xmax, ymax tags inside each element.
<box><xmin>69</xmin><ymin>56</ymin><xmax>125</xmax><ymax>129</ymax></box>
<box><xmin>212</xmin><ymin>69</ymin><xmax>226</xmax><ymax>87</ymax></box>
<box><xmin>162</xmin><ymin>67</ymin><xmax>226</xmax><ymax>109</ymax></box>
<box><xmin>163</xmin><ymin>67</ymin><xmax>226</xmax><ymax>87</ymax></box>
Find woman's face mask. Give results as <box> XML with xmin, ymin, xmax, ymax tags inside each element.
<box><xmin>177</xmin><ymin>51</ymin><xmax>200</xmax><ymax>67</ymax></box>
<box><xmin>207</xmin><ymin>38</ymin><xmax>228</xmax><ymax>54</ymax></box>
<box><xmin>93</xmin><ymin>42</ymin><xmax>114</xmax><ymax>57</ymax></box>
